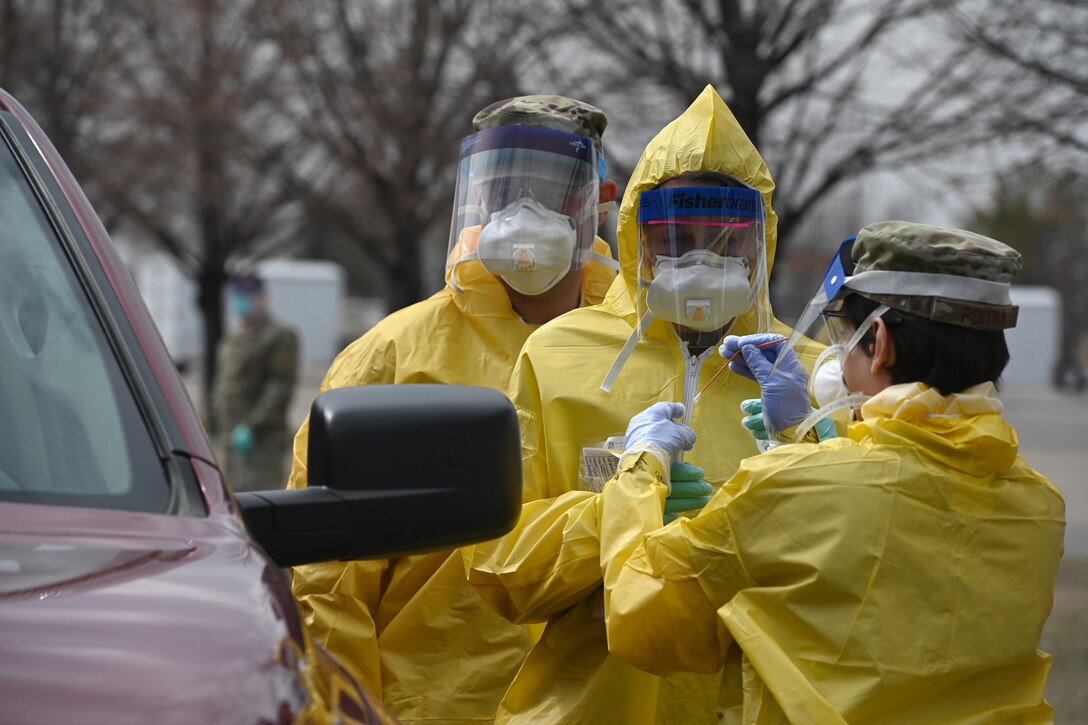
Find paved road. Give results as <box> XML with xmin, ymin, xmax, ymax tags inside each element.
<box><xmin>998</xmin><ymin>384</ymin><xmax>1088</xmax><ymax>558</ymax></box>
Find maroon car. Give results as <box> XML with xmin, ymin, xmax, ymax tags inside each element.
<box><xmin>0</xmin><ymin>88</ymin><xmax>521</xmax><ymax>724</ymax></box>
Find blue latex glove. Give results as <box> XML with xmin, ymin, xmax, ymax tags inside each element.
<box><xmin>230</xmin><ymin>424</ymin><xmax>255</xmax><ymax>454</ymax></box>
<box><xmin>739</xmin><ymin>399</ymin><xmax>837</xmax><ymax>445</ymax></box>
<box><xmin>664</xmin><ymin>461</ymin><xmax>713</xmax><ymax>523</ymax></box>
<box><xmin>624</xmin><ymin>402</ymin><xmax>696</xmax><ymax>466</ymax></box>
<box><xmin>719</xmin><ymin>334</ymin><xmax>810</xmax><ymax>437</ymax></box>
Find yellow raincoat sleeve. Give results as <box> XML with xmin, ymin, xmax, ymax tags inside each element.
<box><xmin>464</xmin><ymin>490</ymin><xmax>604</xmax><ymax>623</ymax></box>
<box><xmin>291</xmin><ymin>544</ymin><xmax>389</xmax><ymax>693</ymax></box>
<box><xmin>600</xmin><ymin>450</ymin><xmax>753</xmax><ymax>677</ymax></box>
<box><xmin>287</xmin><ymin>335</ymin><xmax>397</xmax><ymax>693</ymax></box>
<box><xmin>464</xmin><ymin>347</ymin><xmax>611</xmax><ymax>624</ymax></box>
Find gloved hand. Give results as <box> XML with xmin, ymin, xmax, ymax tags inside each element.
<box><xmin>739</xmin><ymin>398</ymin><xmax>769</xmax><ymax>441</ymax></box>
<box><xmin>739</xmin><ymin>399</ymin><xmax>837</xmax><ymax>445</ymax></box>
<box><xmin>623</xmin><ymin>402</ymin><xmax>696</xmax><ymax>468</ymax></box>
<box><xmin>230</xmin><ymin>424</ymin><xmax>255</xmax><ymax>454</ymax></box>
<box><xmin>664</xmin><ymin>461</ymin><xmax>713</xmax><ymax>523</ymax></box>
<box><xmin>719</xmin><ymin>334</ymin><xmax>810</xmax><ymax>437</ymax></box>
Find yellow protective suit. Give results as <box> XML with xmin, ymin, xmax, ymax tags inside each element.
<box><xmin>601</xmin><ymin>382</ymin><xmax>1066</xmax><ymax>724</ymax></box>
<box><xmin>464</xmin><ymin>86</ymin><xmax>817</xmax><ymax>723</ymax></box>
<box><xmin>289</xmin><ymin>238</ymin><xmax>616</xmax><ymax>724</ymax></box>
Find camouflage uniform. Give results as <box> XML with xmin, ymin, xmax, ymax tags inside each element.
<box><xmin>210</xmin><ymin>314</ymin><xmax>299</xmax><ymax>492</ymax></box>
<box><xmin>844</xmin><ymin>220</ymin><xmax>1021</xmax><ymax>329</ymax></box>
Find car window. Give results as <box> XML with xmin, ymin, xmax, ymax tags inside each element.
<box><xmin>0</xmin><ymin>134</ymin><xmax>171</xmax><ymax>512</ymax></box>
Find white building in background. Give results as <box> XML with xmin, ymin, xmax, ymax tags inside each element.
<box><xmin>129</xmin><ymin>252</ymin><xmax>203</xmax><ymax>370</ymax></box>
<box><xmin>125</xmin><ymin>249</ymin><xmax>351</xmax><ymax>370</ymax></box>
<box><xmin>1004</xmin><ymin>286</ymin><xmax>1061</xmax><ymax>386</ymax></box>
<box><xmin>249</xmin><ymin>258</ymin><xmax>346</xmax><ymax>367</ymax></box>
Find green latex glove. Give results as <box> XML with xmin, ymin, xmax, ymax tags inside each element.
<box><xmin>230</xmin><ymin>423</ymin><xmax>255</xmax><ymax>454</ymax></box>
<box><xmin>740</xmin><ymin>398</ymin><xmax>770</xmax><ymax>441</ymax></box>
<box><xmin>739</xmin><ymin>399</ymin><xmax>837</xmax><ymax>446</ymax></box>
<box><xmin>664</xmin><ymin>461</ymin><xmax>713</xmax><ymax>524</ymax></box>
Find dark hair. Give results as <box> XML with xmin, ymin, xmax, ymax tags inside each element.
<box><xmin>841</xmin><ymin>293</ymin><xmax>1010</xmax><ymax>394</ymax></box>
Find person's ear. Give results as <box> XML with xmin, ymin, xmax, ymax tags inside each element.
<box><xmin>597</xmin><ymin>180</ymin><xmax>618</xmax><ymax>227</ymax></box>
<box><xmin>869</xmin><ymin>317</ymin><xmax>896</xmax><ymax>374</ymax></box>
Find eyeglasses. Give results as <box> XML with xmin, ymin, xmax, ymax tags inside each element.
<box><xmin>822</xmin><ymin>307</ymin><xmax>902</xmax><ymax>346</ymax></box>
<box><xmin>820</xmin><ymin>309</ymin><xmax>854</xmax><ymax>346</ymax></box>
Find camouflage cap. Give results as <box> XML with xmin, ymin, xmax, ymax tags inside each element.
<box><xmin>844</xmin><ymin>220</ymin><xmax>1022</xmax><ymax>329</ymax></box>
<box><xmin>472</xmin><ymin>95</ymin><xmax>608</xmax><ymax>153</ymax></box>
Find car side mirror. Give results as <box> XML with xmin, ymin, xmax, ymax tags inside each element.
<box><xmin>236</xmin><ymin>385</ymin><xmax>522</xmax><ymax>568</ymax></box>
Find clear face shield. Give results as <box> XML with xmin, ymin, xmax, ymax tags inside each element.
<box><xmin>768</xmin><ymin>237</ymin><xmax>890</xmax><ymax>439</ymax></box>
<box><xmin>636</xmin><ymin>186</ymin><xmax>770</xmax><ymax>341</ymax></box>
<box><xmin>447</xmin><ymin>126</ymin><xmax>601</xmax><ymax>296</ymax></box>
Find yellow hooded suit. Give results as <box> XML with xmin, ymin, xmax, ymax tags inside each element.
<box><xmin>288</xmin><ymin>228</ymin><xmax>616</xmax><ymax>723</ymax></box>
<box><xmin>465</xmin><ymin>86</ymin><xmax>814</xmax><ymax>723</ymax></box>
<box><xmin>601</xmin><ymin>381</ymin><xmax>1065</xmax><ymax>723</ymax></box>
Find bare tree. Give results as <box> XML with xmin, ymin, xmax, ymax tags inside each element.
<box><xmin>96</xmin><ymin>0</ymin><xmax>303</xmax><ymax>401</ymax></box>
<box><xmin>271</xmin><ymin>0</ymin><xmax>531</xmax><ymax>311</ymax></box>
<box><xmin>943</xmin><ymin>0</ymin><xmax>1088</xmax><ymax>156</ymax></box>
<box><xmin>539</xmin><ymin>0</ymin><xmax>1019</xmax><ymax>266</ymax></box>
<box><xmin>966</xmin><ymin>162</ymin><xmax>1088</xmax><ymax>389</ymax></box>
<box><xmin>937</xmin><ymin>0</ymin><xmax>1088</xmax><ymax>388</ymax></box>
<box><xmin>0</xmin><ymin>0</ymin><xmax>131</xmax><ymax>203</ymax></box>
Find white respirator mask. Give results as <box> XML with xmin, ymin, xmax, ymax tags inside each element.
<box><xmin>476</xmin><ymin>197</ymin><xmax>578</xmax><ymax>295</ymax></box>
<box><xmin>810</xmin><ymin>353</ymin><xmax>849</xmax><ymax>408</ymax></box>
<box><xmin>644</xmin><ymin>249</ymin><xmax>753</xmax><ymax>332</ymax></box>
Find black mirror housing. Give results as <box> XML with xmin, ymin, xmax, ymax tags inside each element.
<box><xmin>237</xmin><ymin>385</ymin><xmax>522</xmax><ymax>568</ymax></box>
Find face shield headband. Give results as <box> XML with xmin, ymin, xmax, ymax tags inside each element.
<box><xmin>446</xmin><ymin>126</ymin><xmax>611</xmax><ymax>294</ymax></box>
<box><xmin>635</xmin><ymin>186</ymin><xmax>769</xmax><ymax>333</ymax></box>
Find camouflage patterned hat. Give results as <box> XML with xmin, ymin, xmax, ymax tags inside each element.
<box><xmin>842</xmin><ymin>220</ymin><xmax>1022</xmax><ymax>329</ymax></box>
<box><xmin>472</xmin><ymin>95</ymin><xmax>608</xmax><ymax>153</ymax></box>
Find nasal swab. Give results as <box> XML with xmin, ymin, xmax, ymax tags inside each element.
<box><xmin>693</xmin><ymin>338</ymin><xmax>783</xmax><ymax>404</ymax></box>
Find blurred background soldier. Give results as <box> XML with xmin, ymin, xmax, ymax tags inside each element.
<box><xmin>209</xmin><ymin>275</ymin><xmax>299</xmax><ymax>492</ymax></box>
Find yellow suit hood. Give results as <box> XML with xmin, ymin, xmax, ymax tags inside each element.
<box><xmin>464</xmin><ymin>88</ymin><xmax>816</xmax><ymax>725</ymax></box>
<box><xmin>612</xmin><ymin>85</ymin><xmax>779</xmax><ymax>329</ymax></box>
<box><xmin>855</xmin><ymin>382</ymin><xmax>1020</xmax><ymax>475</ymax></box>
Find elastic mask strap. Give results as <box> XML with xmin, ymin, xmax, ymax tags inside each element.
<box><xmin>600</xmin><ymin>310</ymin><xmax>655</xmax><ymax>393</ymax></box>
<box><xmin>459</xmin><ymin>203</ymin><xmax>489</xmax><ymax>221</ymax></box>
<box><xmin>793</xmin><ymin>392</ymin><xmax>870</xmax><ymax>443</ymax></box>
<box><xmin>597</xmin><ymin>200</ymin><xmax>617</xmax><ymax>214</ymax></box>
<box><xmin>588</xmin><ymin>251</ymin><xmax>620</xmax><ymax>271</ymax></box>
